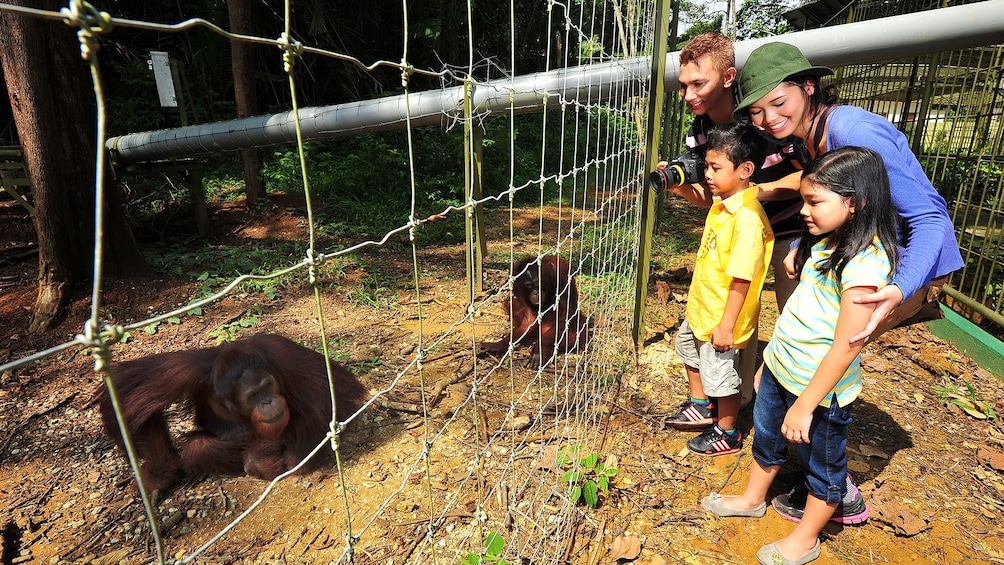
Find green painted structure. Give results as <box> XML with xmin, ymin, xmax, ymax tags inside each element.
<box><xmin>927</xmin><ymin>304</ymin><xmax>1004</xmax><ymax>380</ymax></box>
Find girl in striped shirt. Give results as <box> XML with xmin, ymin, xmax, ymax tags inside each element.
<box><xmin>699</xmin><ymin>147</ymin><xmax>899</xmax><ymax>565</ymax></box>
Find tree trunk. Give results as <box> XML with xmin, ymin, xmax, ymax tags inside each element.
<box><xmin>227</xmin><ymin>0</ymin><xmax>265</xmax><ymax>208</ymax></box>
<box><xmin>0</xmin><ymin>0</ymin><xmax>146</xmax><ymax>333</ymax></box>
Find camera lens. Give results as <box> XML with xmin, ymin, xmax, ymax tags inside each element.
<box><xmin>648</xmin><ymin>170</ymin><xmax>667</xmax><ymax>192</ymax></box>
<box><xmin>649</xmin><ymin>165</ymin><xmax>685</xmax><ymax>191</ymax></box>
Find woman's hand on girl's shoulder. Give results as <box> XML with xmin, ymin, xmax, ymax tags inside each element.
<box><xmin>849</xmin><ymin>284</ymin><xmax>904</xmax><ymax>343</ymax></box>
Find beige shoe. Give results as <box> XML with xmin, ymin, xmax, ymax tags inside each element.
<box><xmin>700</xmin><ymin>492</ymin><xmax>766</xmax><ymax>518</ymax></box>
<box><xmin>756</xmin><ymin>539</ymin><xmax>820</xmax><ymax>565</ymax></box>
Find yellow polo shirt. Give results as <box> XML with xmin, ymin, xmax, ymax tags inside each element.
<box><xmin>685</xmin><ymin>185</ymin><xmax>774</xmax><ymax>347</ymax></box>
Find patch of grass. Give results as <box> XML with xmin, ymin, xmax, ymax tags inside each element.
<box><xmin>143</xmin><ymin>243</ymin><xmax>303</xmax><ymax>306</ymax></box>
<box><xmin>346</xmin><ymin>262</ymin><xmax>404</xmax><ymax>310</ymax></box>
<box><xmin>650</xmin><ymin>207</ymin><xmax>702</xmax><ymax>272</ymax></box>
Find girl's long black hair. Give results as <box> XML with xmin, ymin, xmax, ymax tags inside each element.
<box><xmin>794</xmin><ymin>147</ymin><xmax>899</xmax><ymax>281</ymax></box>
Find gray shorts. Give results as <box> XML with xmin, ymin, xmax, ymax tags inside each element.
<box><xmin>675</xmin><ymin>318</ymin><xmax>741</xmax><ymax>398</ymax></box>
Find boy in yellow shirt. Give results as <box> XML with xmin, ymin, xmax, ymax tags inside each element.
<box><xmin>666</xmin><ymin>122</ymin><xmax>774</xmax><ymax>455</ymax></box>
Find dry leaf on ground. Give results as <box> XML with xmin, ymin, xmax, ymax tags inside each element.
<box><xmin>608</xmin><ymin>534</ymin><xmax>642</xmax><ymax>561</ymax></box>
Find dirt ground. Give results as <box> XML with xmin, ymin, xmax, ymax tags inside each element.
<box><xmin>1</xmin><ymin>193</ymin><xmax>1003</xmax><ymax>565</ymax></box>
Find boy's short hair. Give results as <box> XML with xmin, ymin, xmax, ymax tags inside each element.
<box><xmin>679</xmin><ymin>32</ymin><xmax>735</xmax><ymax>74</ymax></box>
<box><xmin>706</xmin><ymin>122</ymin><xmax>764</xmax><ymax>171</ymax></box>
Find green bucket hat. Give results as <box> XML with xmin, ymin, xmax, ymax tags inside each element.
<box><xmin>733</xmin><ymin>42</ymin><xmax>833</xmax><ymax>121</ymax></box>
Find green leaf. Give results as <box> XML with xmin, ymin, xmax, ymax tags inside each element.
<box><xmin>580</xmin><ymin>452</ymin><xmax>600</xmax><ymax>468</ymax></box>
<box><xmin>583</xmin><ymin>479</ymin><xmax>599</xmax><ymax>508</ymax></box>
<box><xmin>948</xmin><ymin>397</ymin><xmax>989</xmax><ymax>420</ymax></box>
<box><xmin>562</xmin><ymin>470</ymin><xmax>582</xmax><ymax>483</ymax></box>
<box><xmin>597</xmin><ymin>476</ymin><xmax>609</xmax><ymax>491</ymax></box>
<box><xmin>143</xmin><ymin>322</ymin><xmax>159</xmax><ymax>334</ymax></box>
<box><xmin>167</xmin><ymin>316</ymin><xmax>181</xmax><ymax>324</ymax></box>
<box><xmin>485</xmin><ymin>532</ymin><xmax>505</xmax><ymax>556</ymax></box>
<box><xmin>570</xmin><ymin>484</ymin><xmax>582</xmax><ymax>503</ymax></box>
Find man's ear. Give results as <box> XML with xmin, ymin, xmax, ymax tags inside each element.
<box><xmin>722</xmin><ymin>66</ymin><xmax>737</xmax><ymax>89</ymax></box>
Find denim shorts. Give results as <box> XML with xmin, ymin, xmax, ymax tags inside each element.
<box><xmin>674</xmin><ymin>318</ymin><xmax>741</xmax><ymax>398</ymax></box>
<box><xmin>752</xmin><ymin>364</ymin><xmax>852</xmax><ymax>504</ymax></box>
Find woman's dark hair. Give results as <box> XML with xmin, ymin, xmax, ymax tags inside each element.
<box><xmin>781</xmin><ymin>75</ymin><xmax>840</xmax><ymax>165</ymax></box>
<box><xmin>794</xmin><ymin>146</ymin><xmax>899</xmax><ymax>281</ymax></box>
<box><xmin>739</xmin><ymin>75</ymin><xmax>839</xmax><ymax>164</ymax></box>
<box><xmin>706</xmin><ymin>122</ymin><xmax>765</xmax><ymax>172</ymax></box>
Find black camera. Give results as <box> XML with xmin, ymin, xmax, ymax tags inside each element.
<box><xmin>648</xmin><ymin>148</ymin><xmax>706</xmax><ymax>192</ymax></box>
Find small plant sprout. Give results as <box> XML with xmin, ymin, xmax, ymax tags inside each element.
<box><xmin>556</xmin><ymin>445</ymin><xmax>619</xmax><ymax>508</ymax></box>
<box><xmin>934</xmin><ymin>377</ymin><xmax>998</xmax><ymax>421</ymax></box>
<box><xmin>462</xmin><ymin>531</ymin><xmax>508</xmax><ymax>565</ymax></box>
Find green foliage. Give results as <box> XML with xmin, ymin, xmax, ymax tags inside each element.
<box><xmin>462</xmin><ymin>531</ymin><xmax>509</xmax><ymax>565</ymax></box>
<box><xmin>104</xmin><ymin>59</ymin><xmax>182</xmax><ymax>137</ymax></box>
<box><xmin>649</xmin><ymin>207</ymin><xmax>702</xmax><ymax>272</ymax></box>
<box><xmin>209</xmin><ymin>306</ymin><xmax>263</xmax><ymax>343</ymax></box>
<box><xmin>933</xmin><ymin>361</ymin><xmax>997</xmax><ymax>421</ymax></box>
<box><xmin>676</xmin><ymin>0</ymin><xmax>790</xmax><ymax>42</ymax></box>
<box><xmin>143</xmin><ymin>243</ymin><xmax>297</xmax><ymax>305</ymax></box>
<box><xmin>924</xmin><ymin>155</ymin><xmax>1003</xmax><ymax>202</ymax></box>
<box><xmin>257</xmin><ymin>132</ymin><xmax>465</xmax><ymax>244</ymax></box>
<box><xmin>735</xmin><ymin>0</ymin><xmax>793</xmax><ymax>40</ymax></box>
<box><xmin>678</xmin><ymin>14</ymin><xmax>725</xmax><ymax>45</ymax></box>
<box><xmin>579</xmin><ymin>35</ymin><xmax>605</xmax><ymax>62</ymax></box>
<box><xmin>202</xmin><ymin>160</ymin><xmax>251</xmax><ymax>204</ymax></box>
<box><xmin>482</xmin><ymin>109</ymin><xmax>638</xmax><ymax>208</ymax></box>
<box><xmin>556</xmin><ymin>446</ymin><xmax>618</xmax><ymax>508</ymax></box>
<box><xmin>242</xmin><ymin>107</ymin><xmax>629</xmax><ymax>246</ymax></box>
<box><xmin>141</xmin><ymin>316</ymin><xmax>181</xmax><ymax>335</ymax></box>
<box><xmin>346</xmin><ymin>264</ymin><xmax>402</xmax><ymax>310</ymax></box>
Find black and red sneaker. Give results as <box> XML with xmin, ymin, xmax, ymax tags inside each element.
<box><xmin>687</xmin><ymin>424</ymin><xmax>742</xmax><ymax>456</ymax></box>
<box><xmin>664</xmin><ymin>400</ymin><xmax>716</xmax><ymax>431</ymax></box>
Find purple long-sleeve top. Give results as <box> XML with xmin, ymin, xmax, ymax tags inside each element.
<box><xmin>825</xmin><ymin>105</ymin><xmax>963</xmax><ymax>299</ymax></box>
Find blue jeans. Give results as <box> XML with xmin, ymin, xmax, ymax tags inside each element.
<box><xmin>753</xmin><ymin>364</ymin><xmax>852</xmax><ymax>504</ymax></box>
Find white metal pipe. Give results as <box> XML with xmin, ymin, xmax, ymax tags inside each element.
<box><xmin>106</xmin><ymin>0</ymin><xmax>1004</xmax><ymax>164</ymax></box>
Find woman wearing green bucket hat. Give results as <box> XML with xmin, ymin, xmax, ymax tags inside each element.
<box><xmin>718</xmin><ymin>41</ymin><xmax>963</xmax><ymax>565</ymax></box>
<box><xmin>734</xmin><ymin>41</ymin><xmax>962</xmax><ymax>342</ymax></box>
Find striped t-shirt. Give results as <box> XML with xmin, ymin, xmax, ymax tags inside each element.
<box><xmin>763</xmin><ymin>237</ymin><xmax>892</xmax><ymax>407</ymax></box>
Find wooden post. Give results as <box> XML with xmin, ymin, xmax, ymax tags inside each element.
<box><xmin>632</xmin><ymin>0</ymin><xmax>672</xmax><ymax>349</ymax></box>
<box><xmin>183</xmin><ymin>166</ymin><xmax>210</xmax><ymax>237</ymax></box>
<box><xmin>464</xmin><ymin>79</ymin><xmax>488</xmax><ymax>304</ymax></box>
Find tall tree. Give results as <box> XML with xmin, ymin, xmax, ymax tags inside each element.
<box><xmin>227</xmin><ymin>0</ymin><xmax>265</xmax><ymax>208</ymax></box>
<box><xmin>0</xmin><ymin>0</ymin><xmax>146</xmax><ymax>332</ymax></box>
<box><xmin>735</xmin><ymin>0</ymin><xmax>793</xmax><ymax>40</ymax></box>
